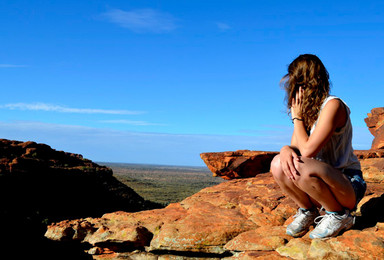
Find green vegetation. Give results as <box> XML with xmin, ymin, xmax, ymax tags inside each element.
<box><xmin>103</xmin><ymin>163</ymin><xmax>225</xmax><ymax>206</ymax></box>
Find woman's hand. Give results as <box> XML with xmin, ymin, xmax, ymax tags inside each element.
<box><xmin>291</xmin><ymin>87</ymin><xmax>304</xmax><ymax>119</ymax></box>
<box><xmin>279</xmin><ymin>145</ymin><xmax>300</xmax><ymax>180</ymax></box>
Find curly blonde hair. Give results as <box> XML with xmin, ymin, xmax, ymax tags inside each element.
<box><xmin>281</xmin><ymin>54</ymin><xmax>330</xmax><ymax>132</ymax></box>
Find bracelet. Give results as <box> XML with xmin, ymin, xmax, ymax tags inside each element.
<box><xmin>292</xmin><ymin>117</ymin><xmax>303</xmax><ymax>123</ymax></box>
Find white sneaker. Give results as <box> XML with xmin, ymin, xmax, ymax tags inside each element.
<box><xmin>309</xmin><ymin>210</ymin><xmax>354</xmax><ymax>239</ymax></box>
<box><xmin>286</xmin><ymin>208</ymin><xmax>319</xmax><ymax>237</ymax></box>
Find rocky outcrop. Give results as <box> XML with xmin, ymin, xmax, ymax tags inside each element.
<box><xmin>45</xmin><ymin>152</ymin><xmax>384</xmax><ymax>259</ymax></box>
<box><xmin>355</xmin><ymin>150</ymin><xmax>384</xmax><ymax>183</ymax></box>
<box><xmin>200</xmin><ymin>150</ymin><xmax>278</xmax><ymax>180</ymax></box>
<box><xmin>201</xmin><ymin>149</ymin><xmax>384</xmax><ymax>181</ymax></box>
<box><xmin>365</xmin><ymin>107</ymin><xmax>384</xmax><ymax>149</ymax></box>
<box><xmin>45</xmin><ymin>172</ymin><xmax>295</xmax><ymax>258</ymax></box>
<box><xmin>44</xmin><ymin>106</ymin><xmax>384</xmax><ymax>259</ymax></box>
<box><xmin>46</xmin><ymin>170</ymin><xmax>384</xmax><ymax>258</ymax></box>
<box><xmin>0</xmin><ymin>139</ymin><xmax>160</xmax><ymax>259</ymax></box>
<box><xmin>40</xmin><ymin>106</ymin><xmax>384</xmax><ymax>258</ymax></box>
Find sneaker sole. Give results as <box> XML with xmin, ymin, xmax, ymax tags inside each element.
<box><xmin>309</xmin><ymin>217</ymin><xmax>354</xmax><ymax>239</ymax></box>
<box><xmin>286</xmin><ymin>228</ymin><xmax>309</xmax><ymax>238</ymax></box>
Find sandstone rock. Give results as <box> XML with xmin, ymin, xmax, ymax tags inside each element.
<box><xmin>200</xmin><ymin>150</ymin><xmax>278</xmax><ymax>180</ymax></box>
<box><xmin>355</xmin><ymin>150</ymin><xmax>384</xmax><ymax>183</ymax></box>
<box><xmin>45</xmin><ymin>154</ymin><xmax>384</xmax><ymax>259</ymax></box>
<box><xmin>42</xmin><ymin>106</ymin><xmax>384</xmax><ymax>259</ymax></box>
<box><xmin>227</xmin><ymin>251</ymin><xmax>288</xmax><ymax>259</ymax></box>
<box><xmin>354</xmin><ymin>149</ymin><xmax>384</xmax><ymax>159</ymax></box>
<box><xmin>149</xmin><ymin>202</ymin><xmax>257</xmax><ymax>254</ymax></box>
<box><xmin>277</xmin><ymin>228</ymin><xmax>384</xmax><ymax>259</ymax></box>
<box><xmin>365</xmin><ymin>107</ymin><xmax>384</xmax><ymax>133</ymax></box>
<box><xmin>0</xmin><ymin>139</ymin><xmax>160</xmax><ymax>259</ymax></box>
<box><xmin>46</xmin><ymin>172</ymin><xmax>297</xmax><ymax>256</ymax></box>
<box><xmin>373</xmin><ymin>126</ymin><xmax>384</xmax><ymax>150</ymax></box>
<box><xmin>365</xmin><ymin>107</ymin><xmax>384</xmax><ymax>149</ymax></box>
<box><xmin>201</xmin><ymin>149</ymin><xmax>384</xmax><ymax>181</ymax></box>
<box><xmin>224</xmin><ymin>226</ymin><xmax>292</xmax><ymax>251</ymax></box>
<box><xmin>0</xmin><ymin>139</ymin><xmax>160</xmax><ymax>219</ymax></box>
<box><xmin>276</xmin><ymin>238</ymin><xmax>311</xmax><ymax>260</ymax></box>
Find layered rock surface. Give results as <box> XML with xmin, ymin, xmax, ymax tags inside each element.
<box><xmin>45</xmin><ymin>148</ymin><xmax>384</xmax><ymax>259</ymax></box>
<box><xmin>34</xmin><ymin>107</ymin><xmax>384</xmax><ymax>258</ymax></box>
<box><xmin>0</xmin><ymin>139</ymin><xmax>160</xmax><ymax>259</ymax></box>
<box><xmin>200</xmin><ymin>150</ymin><xmax>278</xmax><ymax>180</ymax></box>
<box><xmin>45</xmin><ymin>106</ymin><xmax>384</xmax><ymax>259</ymax></box>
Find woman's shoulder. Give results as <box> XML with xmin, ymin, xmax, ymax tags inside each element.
<box><xmin>324</xmin><ymin>97</ymin><xmax>342</xmax><ymax>107</ymax></box>
<box><xmin>322</xmin><ymin>96</ymin><xmax>350</xmax><ymax>114</ymax></box>
<box><xmin>322</xmin><ymin>95</ymin><xmax>340</xmax><ymax>107</ymax></box>
<box><xmin>321</xmin><ymin>96</ymin><xmax>348</xmax><ymax>128</ymax></box>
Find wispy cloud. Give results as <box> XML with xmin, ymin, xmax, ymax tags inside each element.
<box><xmin>216</xmin><ymin>22</ymin><xmax>231</xmax><ymax>31</ymax></box>
<box><xmin>1</xmin><ymin>103</ymin><xmax>144</xmax><ymax>115</ymax></box>
<box><xmin>0</xmin><ymin>64</ymin><xmax>27</xmax><ymax>68</ymax></box>
<box><xmin>100</xmin><ymin>119</ymin><xmax>164</xmax><ymax>126</ymax></box>
<box><xmin>101</xmin><ymin>8</ymin><xmax>177</xmax><ymax>33</ymax></box>
<box><xmin>0</xmin><ymin>120</ymin><xmax>288</xmax><ymax>165</ymax></box>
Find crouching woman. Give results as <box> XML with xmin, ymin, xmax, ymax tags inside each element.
<box><xmin>271</xmin><ymin>54</ymin><xmax>366</xmax><ymax>239</ymax></box>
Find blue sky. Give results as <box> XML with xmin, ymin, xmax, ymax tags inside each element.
<box><xmin>0</xmin><ymin>0</ymin><xmax>382</xmax><ymax>166</ymax></box>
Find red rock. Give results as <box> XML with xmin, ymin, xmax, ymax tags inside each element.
<box><xmin>276</xmin><ymin>238</ymin><xmax>311</xmax><ymax>259</ymax></box>
<box><xmin>228</xmin><ymin>251</ymin><xmax>288</xmax><ymax>259</ymax></box>
<box><xmin>149</xmin><ymin>202</ymin><xmax>257</xmax><ymax>254</ymax></box>
<box><xmin>365</xmin><ymin>107</ymin><xmax>384</xmax><ymax>149</ymax></box>
<box><xmin>43</xmin><ymin>107</ymin><xmax>384</xmax><ymax>258</ymax></box>
<box><xmin>224</xmin><ymin>226</ymin><xmax>292</xmax><ymax>251</ymax></box>
<box><xmin>45</xmin><ymin>173</ymin><xmax>296</xmax><ymax>255</ymax></box>
<box><xmin>354</xmin><ymin>149</ymin><xmax>384</xmax><ymax>159</ymax></box>
<box><xmin>200</xmin><ymin>150</ymin><xmax>278</xmax><ymax>180</ymax></box>
<box><xmin>372</xmin><ymin>126</ymin><xmax>384</xmax><ymax>150</ymax></box>
<box><xmin>45</xmin><ymin>156</ymin><xmax>384</xmax><ymax>259</ymax></box>
<box><xmin>278</xmin><ymin>228</ymin><xmax>384</xmax><ymax>259</ymax></box>
<box><xmin>0</xmin><ymin>138</ymin><xmax>162</xmax><ymax>258</ymax></box>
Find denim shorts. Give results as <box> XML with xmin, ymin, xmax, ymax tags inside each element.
<box><xmin>343</xmin><ymin>169</ymin><xmax>367</xmax><ymax>208</ymax></box>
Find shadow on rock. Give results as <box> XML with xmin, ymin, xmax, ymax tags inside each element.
<box><xmin>355</xmin><ymin>193</ymin><xmax>384</xmax><ymax>229</ymax></box>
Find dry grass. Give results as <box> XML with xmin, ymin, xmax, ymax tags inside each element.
<box><xmin>103</xmin><ymin>163</ymin><xmax>225</xmax><ymax>206</ymax></box>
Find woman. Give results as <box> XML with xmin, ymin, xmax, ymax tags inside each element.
<box><xmin>270</xmin><ymin>54</ymin><xmax>366</xmax><ymax>239</ymax></box>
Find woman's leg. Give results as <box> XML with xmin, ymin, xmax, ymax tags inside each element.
<box><xmin>292</xmin><ymin>157</ymin><xmax>356</xmax><ymax>211</ymax></box>
<box><xmin>271</xmin><ymin>155</ymin><xmax>320</xmax><ymax>209</ymax></box>
<box><xmin>271</xmin><ymin>155</ymin><xmax>356</xmax><ymax>211</ymax></box>
<box><xmin>271</xmin><ymin>155</ymin><xmax>321</xmax><ymax>237</ymax></box>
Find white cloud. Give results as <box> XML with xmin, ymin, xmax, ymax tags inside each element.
<box><xmin>0</xmin><ymin>64</ymin><xmax>27</xmax><ymax>68</ymax></box>
<box><xmin>101</xmin><ymin>8</ymin><xmax>177</xmax><ymax>33</ymax></box>
<box><xmin>100</xmin><ymin>119</ymin><xmax>164</xmax><ymax>126</ymax></box>
<box><xmin>216</xmin><ymin>22</ymin><xmax>231</xmax><ymax>31</ymax></box>
<box><xmin>1</xmin><ymin>103</ymin><xmax>144</xmax><ymax>115</ymax></box>
<box><xmin>0</xmin><ymin>120</ymin><xmax>285</xmax><ymax>166</ymax></box>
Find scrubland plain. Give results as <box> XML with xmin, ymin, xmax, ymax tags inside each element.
<box><xmin>104</xmin><ymin>163</ymin><xmax>225</xmax><ymax>205</ymax></box>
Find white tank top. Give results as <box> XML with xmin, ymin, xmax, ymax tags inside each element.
<box><xmin>310</xmin><ymin>96</ymin><xmax>361</xmax><ymax>171</ymax></box>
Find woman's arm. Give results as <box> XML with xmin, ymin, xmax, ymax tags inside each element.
<box><xmin>291</xmin><ymin>130</ymin><xmax>298</xmax><ymax>148</ymax></box>
<box><xmin>292</xmin><ymin>89</ymin><xmax>346</xmax><ymax>158</ymax></box>
<box><xmin>278</xmin><ymin>131</ymin><xmax>301</xmax><ymax>180</ymax></box>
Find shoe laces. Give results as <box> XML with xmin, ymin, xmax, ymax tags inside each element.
<box><xmin>314</xmin><ymin>211</ymin><xmax>344</xmax><ymax>225</ymax></box>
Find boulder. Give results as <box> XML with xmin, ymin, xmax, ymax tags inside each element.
<box><xmin>365</xmin><ymin>107</ymin><xmax>384</xmax><ymax>149</ymax></box>
<box><xmin>355</xmin><ymin>150</ymin><xmax>384</xmax><ymax>183</ymax></box>
<box><xmin>200</xmin><ymin>150</ymin><xmax>278</xmax><ymax>180</ymax></box>
<box><xmin>201</xmin><ymin>149</ymin><xmax>384</xmax><ymax>182</ymax></box>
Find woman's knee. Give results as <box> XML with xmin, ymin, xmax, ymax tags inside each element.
<box><xmin>270</xmin><ymin>155</ymin><xmax>283</xmax><ymax>178</ymax></box>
